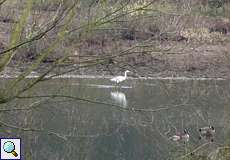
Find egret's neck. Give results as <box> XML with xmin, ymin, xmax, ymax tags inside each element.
<box><xmin>124</xmin><ymin>71</ymin><xmax>128</xmax><ymax>78</ymax></box>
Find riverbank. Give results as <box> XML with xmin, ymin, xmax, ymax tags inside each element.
<box><xmin>2</xmin><ymin>41</ymin><xmax>230</xmax><ymax>80</ymax></box>
<box><xmin>1</xmin><ymin>1</ymin><xmax>230</xmax><ymax>79</ymax></box>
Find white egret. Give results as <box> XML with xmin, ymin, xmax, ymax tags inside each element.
<box><xmin>110</xmin><ymin>70</ymin><xmax>130</xmax><ymax>84</ymax></box>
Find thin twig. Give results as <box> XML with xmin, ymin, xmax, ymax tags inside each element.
<box><xmin>179</xmin><ymin>142</ymin><xmax>211</xmax><ymax>159</ymax></box>
<box><xmin>0</xmin><ymin>120</ymin><xmax>67</xmax><ymax>141</ymax></box>
<box><xmin>0</xmin><ymin>0</ymin><xmax>7</xmax><ymax>6</ymax></box>
<box><xmin>0</xmin><ymin>1</ymin><xmax>77</xmax><ymax>56</ymax></box>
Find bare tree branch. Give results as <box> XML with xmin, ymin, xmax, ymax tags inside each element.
<box><xmin>0</xmin><ymin>0</ymin><xmax>7</xmax><ymax>6</ymax></box>
<box><xmin>0</xmin><ymin>1</ymin><xmax>76</xmax><ymax>56</ymax></box>
<box><xmin>16</xmin><ymin>94</ymin><xmax>190</xmax><ymax>113</ymax></box>
<box><xmin>0</xmin><ymin>120</ymin><xmax>68</xmax><ymax>141</ymax></box>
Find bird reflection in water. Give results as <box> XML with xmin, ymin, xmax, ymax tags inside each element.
<box><xmin>110</xmin><ymin>91</ymin><xmax>127</xmax><ymax>107</ymax></box>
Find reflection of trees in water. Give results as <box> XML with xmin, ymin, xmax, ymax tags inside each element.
<box><xmin>0</xmin><ymin>79</ymin><xmax>230</xmax><ymax>159</ymax></box>
<box><xmin>88</xmin><ymin>125</ymin><xmax>157</xmax><ymax>160</ymax></box>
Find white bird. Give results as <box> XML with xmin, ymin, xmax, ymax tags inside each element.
<box><xmin>110</xmin><ymin>70</ymin><xmax>130</xmax><ymax>84</ymax></box>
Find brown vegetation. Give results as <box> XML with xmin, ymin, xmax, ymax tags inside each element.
<box><xmin>209</xmin><ymin>21</ymin><xmax>230</xmax><ymax>34</ymax></box>
<box><xmin>0</xmin><ymin>0</ymin><xmax>230</xmax><ymax>78</ymax></box>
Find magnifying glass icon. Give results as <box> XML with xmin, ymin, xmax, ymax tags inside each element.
<box><xmin>3</xmin><ymin>141</ymin><xmax>18</xmax><ymax>157</ymax></box>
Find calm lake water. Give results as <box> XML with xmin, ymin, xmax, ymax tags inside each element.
<box><xmin>0</xmin><ymin>78</ymin><xmax>229</xmax><ymax>159</ymax></box>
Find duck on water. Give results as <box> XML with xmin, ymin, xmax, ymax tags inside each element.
<box><xmin>199</xmin><ymin>126</ymin><xmax>215</xmax><ymax>142</ymax></box>
<box><xmin>170</xmin><ymin>129</ymin><xmax>190</xmax><ymax>143</ymax></box>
